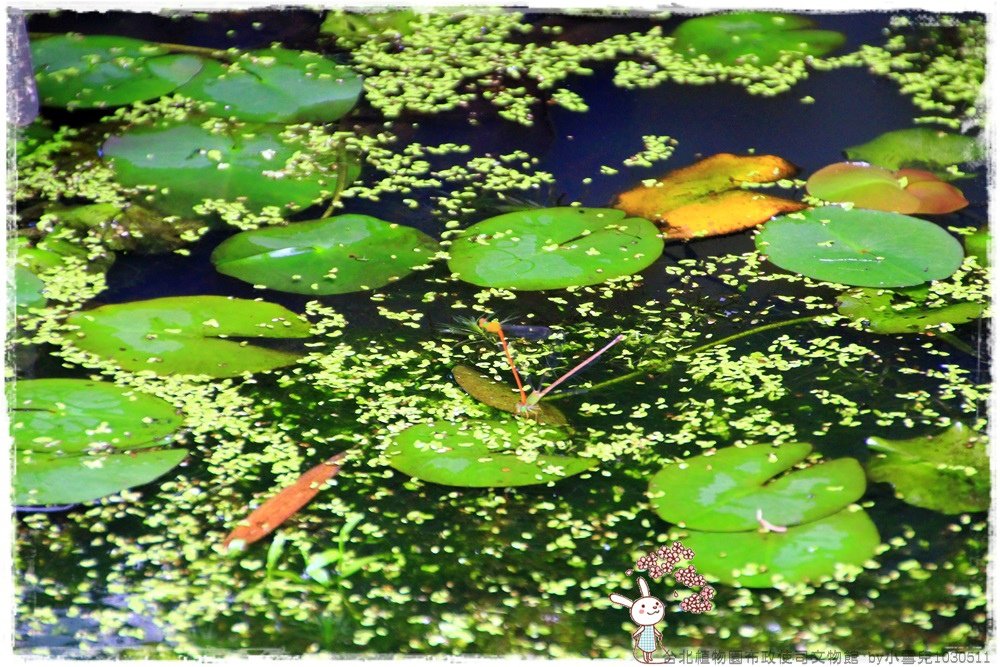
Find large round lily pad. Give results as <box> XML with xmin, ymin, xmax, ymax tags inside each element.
<box><xmin>12</xmin><ymin>379</ymin><xmax>186</xmax><ymax>505</ymax></box>
<box><xmin>755</xmin><ymin>206</ymin><xmax>964</xmax><ymax>287</ymax></box>
<box><xmin>211</xmin><ymin>215</ymin><xmax>438</xmax><ymax>295</ymax></box>
<box><xmin>65</xmin><ymin>295</ymin><xmax>312</xmax><ymax>377</ymax></box>
<box><xmin>679</xmin><ymin>508</ymin><xmax>881</xmax><ymax>588</ymax></box>
<box><xmin>671</xmin><ymin>12</ymin><xmax>845</xmax><ymax>66</ymax></box>
<box><xmin>31</xmin><ymin>34</ymin><xmax>203</xmax><ymax>109</ymax></box>
<box><xmin>175</xmin><ymin>48</ymin><xmax>362</xmax><ymax>123</ymax></box>
<box><xmin>386</xmin><ymin>420</ymin><xmax>595</xmax><ymax>487</ymax></box>
<box><xmin>102</xmin><ymin>121</ymin><xmax>360</xmax><ymax>217</ymax></box>
<box><xmin>448</xmin><ymin>207</ymin><xmax>663</xmax><ymax>290</ymax></box>
<box><xmin>648</xmin><ymin>443</ymin><xmax>866</xmax><ymax>532</ymax></box>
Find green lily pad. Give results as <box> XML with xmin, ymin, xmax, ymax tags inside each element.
<box><xmin>320</xmin><ymin>9</ymin><xmax>419</xmax><ymax>46</ymax></box>
<box><xmin>13</xmin><ymin>265</ymin><xmax>46</xmax><ymax>309</ymax></box>
<box><xmin>12</xmin><ymin>379</ymin><xmax>185</xmax><ymax>505</ymax></box>
<box><xmin>679</xmin><ymin>508</ymin><xmax>880</xmax><ymax>587</ymax></box>
<box><xmin>386</xmin><ymin>420</ymin><xmax>595</xmax><ymax>487</ymax></box>
<box><xmin>17</xmin><ymin>448</ymin><xmax>188</xmax><ymax>506</ymax></box>
<box><xmin>866</xmin><ymin>423</ymin><xmax>989</xmax><ymax>514</ymax></box>
<box><xmin>648</xmin><ymin>443</ymin><xmax>866</xmax><ymax>532</ymax></box>
<box><xmin>844</xmin><ymin>128</ymin><xmax>984</xmax><ymax>179</ymax></box>
<box><xmin>31</xmin><ymin>34</ymin><xmax>203</xmax><ymax>109</ymax></box>
<box><xmin>447</xmin><ymin>207</ymin><xmax>663</xmax><ymax>290</ymax></box>
<box><xmin>452</xmin><ymin>364</ymin><xmax>568</xmax><ymax>426</ymax></box>
<box><xmin>65</xmin><ymin>295</ymin><xmax>312</xmax><ymax>377</ymax></box>
<box><xmin>838</xmin><ymin>288</ymin><xmax>983</xmax><ymax>334</ymax></box>
<box><xmin>14</xmin><ymin>233</ymin><xmax>115</xmax><ymax>279</ymax></box>
<box><xmin>102</xmin><ymin>121</ymin><xmax>360</xmax><ymax>217</ymax></box>
<box><xmin>175</xmin><ymin>48</ymin><xmax>362</xmax><ymax>123</ymax></box>
<box><xmin>755</xmin><ymin>206</ymin><xmax>964</xmax><ymax>288</ymax></box>
<box><xmin>965</xmin><ymin>227</ymin><xmax>989</xmax><ymax>267</ymax></box>
<box><xmin>671</xmin><ymin>12</ymin><xmax>845</xmax><ymax>66</ymax></box>
<box><xmin>210</xmin><ymin>215</ymin><xmax>438</xmax><ymax>295</ymax></box>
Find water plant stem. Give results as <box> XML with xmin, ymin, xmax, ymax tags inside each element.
<box><xmin>545</xmin><ymin>315</ymin><xmax>821</xmax><ymax>400</ymax></box>
<box><xmin>321</xmin><ymin>150</ymin><xmax>353</xmax><ymax>219</ymax></box>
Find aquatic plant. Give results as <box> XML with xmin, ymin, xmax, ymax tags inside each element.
<box><xmin>614</xmin><ymin>153</ymin><xmax>805</xmax><ymax>239</ymax></box>
<box><xmin>866</xmin><ymin>422</ymin><xmax>989</xmax><ymax>514</ymax></box>
<box><xmin>453</xmin><ymin>364</ymin><xmax>568</xmax><ymax>426</ymax></box>
<box><xmin>32</xmin><ymin>35</ymin><xmax>363</xmax><ymax>123</ymax></box>
<box><xmin>671</xmin><ymin>12</ymin><xmax>846</xmax><ymax>66</ymax></box>
<box><xmin>12</xmin><ymin>379</ymin><xmax>185</xmax><ymax>505</ymax></box>
<box><xmin>387</xmin><ymin>419</ymin><xmax>596</xmax><ymax>487</ymax></box>
<box><xmin>754</xmin><ymin>206</ymin><xmax>965</xmax><ymax>287</ymax></box>
<box><xmin>211</xmin><ymin>215</ymin><xmax>438</xmax><ymax>295</ymax></box>
<box><xmin>10</xmin><ymin>9</ymin><xmax>990</xmax><ymax>658</ymax></box>
<box><xmin>102</xmin><ymin>120</ymin><xmax>359</xmax><ymax>218</ymax></box>
<box><xmin>837</xmin><ymin>288</ymin><xmax>983</xmax><ymax>335</ymax></box>
<box><xmin>649</xmin><ymin>444</ymin><xmax>878</xmax><ymax>587</ymax></box>
<box><xmin>30</xmin><ymin>34</ymin><xmax>203</xmax><ymax>108</ymax></box>
<box><xmin>175</xmin><ymin>47</ymin><xmax>362</xmax><ymax>123</ymax></box>
<box><xmin>844</xmin><ymin>128</ymin><xmax>984</xmax><ymax>178</ymax></box>
<box><xmin>806</xmin><ymin>162</ymin><xmax>968</xmax><ymax>214</ymax></box>
<box><xmin>65</xmin><ymin>296</ymin><xmax>312</xmax><ymax>376</ymax></box>
<box><xmin>448</xmin><ymin>207</ymin><xmax>663</xmax><ymax>290</ymax></box>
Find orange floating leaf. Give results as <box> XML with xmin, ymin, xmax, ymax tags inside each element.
<box><xmin>223</xmin><ymin>451</ymin><xmax>346</xmax><ymax>551</ymax></box>
<box><xmin>806</xmin><ymin>162</ymin><xmax>968</xmax><ymax>215</ymax></box>
<box><xmin>614</xmin><ymin>153</ymin><xmax>805</xmax><ymax>240</ymax></box>
<box><xmin>895</xmin><ymin>168</ymin><xmax>969</xmax><ymax>214</ymax></box>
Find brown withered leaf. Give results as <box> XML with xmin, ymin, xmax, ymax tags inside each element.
<box><xmin>223</xmin><ymin>451</ymin><xmax>346</xmax><ymax>551</ymax></box>
<box><xmin>614</xmin><ymin>153</ymin><xmax>806</xmax><ymax>240</ymax></box>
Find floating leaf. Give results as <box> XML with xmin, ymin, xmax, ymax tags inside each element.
<box><xmin>806</xmin><ymin>162</ymin><xmax>968</xmax><ymax>214</ymax></box>
<box><xmin>679</xmin><ymin>508</ymin><xmax>880</xmax><ymax>588</ymax></box>
<box><xmin>102</xmin><ymin>121</ymin><xmax>360</xmax><ymax>217</ymax></box>
<box><xmin>447</xmin><ymin>207</ymin><xmax>663</xmax><ymax>290</ymax></box>
<box><xmin>45</xmin><ymin>203</ymin><xmax>205</xmax><ymax>254</ymax></box>
<box><xmin>387</xmin><ymin>420</ymin><xmax>595</xmax><ymax>487</ymax></box>
<box><xmin>31</xmin><ymin>34</ymin><xmax>202</xmax><ymax>109</ymax></box>
<box><xmin>175</xmin><ymin>48</ymin><xmax>362</xmax><ymax>123</ymax></box>
<box><xmin>65</xmin><ymin>295</ymin><xmax>312</xmax><ymax>377</ymax></box>
<box><xmin>648</xmin><ymin>443</ymin><xmax>865</xmax><ymax>532</ymax></box>
<box><xmin>755</xmin><ymin>206</ymin><xmax>964</xmax><ymax>287</ymax></box>
<box><xmin>671</xmin><ymin>12</ymin><xmax>845</xmax><ymax>66</ymax></box>
<box><xmin>965</xmin><ymin>227</ymin><xmax>989</xmax><ymax>267</ymax></box>
<box><xmin>866</xmin><ymin>423</ymin><xmax>989</xmax><ymax>514</ymax></box>
<box><xmin>452</xmin><ymin>365</ymin><xmax>568</xmax><ymax>426</ymax></box>
<box><xmin>13</xmin><ymin>265</ymin><xmax>46</xmax><ymax>309</ymax></box>
<box><xmin>844</xmin><ymin>128</ymin><xmax>984</xmax><ymax>179</ymax></box>
<box><xmin>211</xmin><ymin>215</ymin><xmax>438</xmax><ymax>295</ymax></box>
<box><xmin>224</xmin><ymin>453</ymin><xmax>346</xmax><ymax>551</ymax></box>
<box><xmin>12</xmin><ymin>379</ymin><xmax>184</xmax><ymax>505</ymax></box>
<box><xmin>614</xmin><ymin>153</ymin><xmax>806</xmax><ymax>240</ymax></box>
<box><xmin>320</xmin><ymin>10</ymin><xmax>419</xmax><ymax>46</ymax></box>
<box><xmin>838</xmin><ymin>288</ymin><xmax>983</xmax><ymax>334</ymax></box>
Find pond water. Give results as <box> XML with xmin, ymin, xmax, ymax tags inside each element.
<box><xmin>11</xmin><ymin>8</ymin><xmax>990</xmax><ymax>659</ymax></box>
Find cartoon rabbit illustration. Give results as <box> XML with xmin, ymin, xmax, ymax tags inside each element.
<box><xmin>609</xmin><ymin>577</ymin><xmax>667</xmax><ymax>663</ymax></box>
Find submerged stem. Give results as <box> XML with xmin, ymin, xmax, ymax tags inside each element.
<box><xmin>543</xmin><ymin>314</ymin><xmax>823</xmax><ymax>400</ymax></box>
